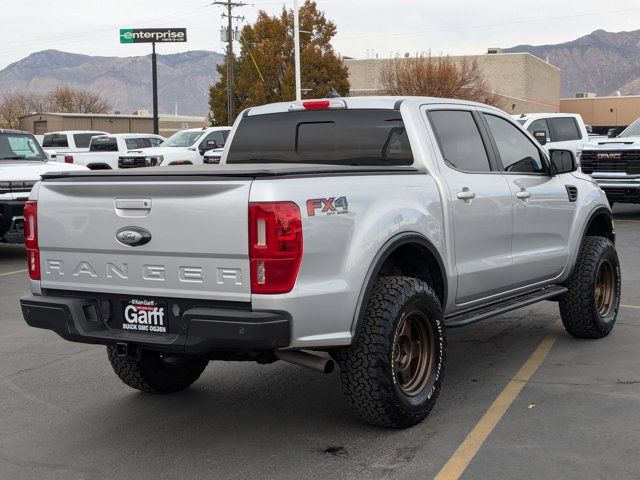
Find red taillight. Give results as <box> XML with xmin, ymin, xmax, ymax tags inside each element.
<box><xmin>302</xmin><ymin>100</ymin><xmax>330</xmax><ymax>110</ymax></box>
<box><xmin>249</xmin><ymin>202</ymin><xmax>303</xmax><ymax>294</ymax></box>
<box><xmin>64</xmin><ymin>155</ymin><xmax>73</xmax><ymax>164</ymax></box>
<box><xmin>24</xmin><ymin>201</ymin><xmax>40</xmax><ymax>280</ymax></box>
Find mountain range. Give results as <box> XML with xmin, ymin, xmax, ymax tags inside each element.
<box><xmin>506</xmin><ymin>29</ymin><xmax>640</xmax><ymax>97</ymax></box>
<box><xmin>0</xmin><ymin>49</ymin><xmax>224</xmax><ymax>116</ymax></box>
<box><xmin>2</xmin><ymin>29</ymin><xmax>640</xmax><ymax>113</ymax></box>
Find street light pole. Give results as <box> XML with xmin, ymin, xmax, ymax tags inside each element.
<box><xmin>151</xmin><ymin>41</ymin><xmax>159</xmax><ymax>135</ymax></box>
<box><xmin>293</xmin><ymin>0</ymin><xmax>301</xmax><ymax>101</ymax></box>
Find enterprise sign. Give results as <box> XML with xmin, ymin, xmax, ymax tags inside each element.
<box><xmin>120</xmin><ymin>28</ymin><xmax>187</xmax><ymax>44</ymax></box>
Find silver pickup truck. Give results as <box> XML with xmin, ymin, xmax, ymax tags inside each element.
<box><xmin>20</xmin><ymin>97</ymin><xmax>620</xmax><ymax>428</ymax></box>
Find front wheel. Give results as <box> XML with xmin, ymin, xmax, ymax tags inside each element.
<box><xmin>107</xmin><ymin>346</ymin><xmax>208</xmax><ymax>393</ymax></box>
<box><xmin>559</xmin><ymin>236</ymin><xmax>621</xmax><ymax>338</ymax></box>
<box><xmin>336</xmin><ymin>276</ymin><xmax>446</xmax><ymax>428</ymax></box>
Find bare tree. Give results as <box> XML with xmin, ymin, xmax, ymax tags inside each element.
<box><xmin>0</xmin><ymin>86</ymin><xmax>111</xmax><ymax>129</ymax></box>
<box><xmin>379</xmin><ymin>52</ymin><xmax>502</xmax><ymax>107</ymax></box>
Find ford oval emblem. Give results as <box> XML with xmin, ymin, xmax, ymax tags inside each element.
<box><xmin>116</xmin><ymin>227</ymin><xmax>151</xmax><ymax>247</ymax></box>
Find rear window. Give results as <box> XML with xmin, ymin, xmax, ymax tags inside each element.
<box><xmin>89</xmin><ymin>137</ymin><xmax>118</xmax><ymax>152</ymax></box>
<box><xmin>226</xmin><ymin>110</ymin><xmax>413</xmax><ymax>166</ymax></box>
<box><xmin>125</xmin><ymin>138</ymin><xmax>154</xmax><ymax>150</ymax></box>
<box><xmin>74</xmin><ymin>133</ymin><xmax>99</xmax><ymax>148</ymax></box>
<box><xmin>42</xmin><ymin>134</ymin><xmax>68</xmax><ymax>148</ymax></box>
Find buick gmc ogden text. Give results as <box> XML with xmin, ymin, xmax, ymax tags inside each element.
<box><xmin>21</xmin><ymin>97</ymin><xmax>620</xmax><ymax>428</ymax></box>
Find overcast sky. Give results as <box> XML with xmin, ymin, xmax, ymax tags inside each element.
<box><xmin>2</xmin><ymin>0</ymin><xmax>640</xmax><ymax>69</ymax></box>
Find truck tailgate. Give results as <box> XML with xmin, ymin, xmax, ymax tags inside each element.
<box><xmin>36</xmin><ymin>178</ymin><xmax>252</xmax><ymax>302</ymax></box>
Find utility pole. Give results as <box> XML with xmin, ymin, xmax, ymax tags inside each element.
<box><xmin>293</xmin><ymin>0</ymin><xmax>301</xmax><ymax>101</ymax></box>
<box><xmin>151</xmin><ymin>41</ymin><xmax>158</xmax><ymax>134</ymax></box>
<box><xmin>212</xmin><ymin>1</ymin><xmax>246</xmax><ymax>125</ymax></box>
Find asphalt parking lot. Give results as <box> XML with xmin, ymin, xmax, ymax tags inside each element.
<box><xmin>1</xmin><ymin>205</ymin><xmax>639</xmax><ymax>480</ymax></box>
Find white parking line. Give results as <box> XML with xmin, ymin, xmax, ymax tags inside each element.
<box><xmin>622</xmin><ymin>304</ymin><xmax>640</xmax><ymax>310</ymax></box>
<box><xmin>0</xmin><ymin>269</ymin><xmax>27</xmax><ymax>277</ymax></box>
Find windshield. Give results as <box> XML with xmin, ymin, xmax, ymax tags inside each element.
<box><xmin>162</xmin><ymin>131</ymin><xmax>204</xmax><ymax>148</ymax></box>
<box><xmin>0</xmin><ymin>133</ymin><xmax>46</xmax><ymax>161</ymax></box>
<box><xmin>619</xmin><ymin>118</ymin><xmax>640</xmax><ymax>138</ymax></box>
<box><xmin>226</xmin><ymin>110</ymin><xmax>413</xmax><ymax>166</ymax></box>
<box><xmin>90</xmin><ymin>137</ymin><xmax>118</xmax><ymax>152</ymax></box>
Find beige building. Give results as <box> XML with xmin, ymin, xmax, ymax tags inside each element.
<box><xmin>19</xmin><ymin>112</ymin><xmax>210</xmax><ymax>137</ymax></box>
<box><xmin>345</xmin><ymin>51</ymin><xmax>561</xmax><ymax>114</ymax></box>
<box><xmin>560</xmin><ymin>95</ymin><xmax>640</xmax><ymax>131</ymax></box>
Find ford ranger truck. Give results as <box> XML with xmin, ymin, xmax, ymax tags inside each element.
<box><xmin>580</xmin><ymin>116</ymin><xmax>640</xmax><ymax>205</ymax></box>
<box><xmin>20</xmin><ymin>97</ymin><xmax>620</xmax><ymax>428</ymax></box>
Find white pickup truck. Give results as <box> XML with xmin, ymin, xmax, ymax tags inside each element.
<box><xmin>513</xmin><ymin>113</ymin><xmax>590</xmax><ymax>160</ymax></box>
<box><xmin>65</xmin><ymin>134</ymin><xmax>165</xmax><ymax>170</ymax></box>
<box><xmin>1</xmin><ymin>129</ymin><xmax>88</xmax><ymax>243</ymax></box>
<box><xmin>41</xmin><ymin>130</ymin><xmax>109</xmax><ymax>161</ymax></box>
<box><xmin>117</xmin><ymin>127</ymin><xmax>231</xmax><ymax>168</ymax></box>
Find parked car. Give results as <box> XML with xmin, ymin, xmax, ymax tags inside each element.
<box><xmin>117</xmin><ymin>127</ymin><xmax>231</xmax><ymax>168</ymax></box>
<box><xmin>20</xmin><ymin>97</ymin><xmax>619</xmax><ymax>428</ymax></box>
<box><xmin>65</xmin><ymin>134</ymin><xmax>165</xmax><ymax>170</ymax></box>
<box><xmin>0</xmin><ymin>129</ymin><xmax>88</xmax><ymax>243</ymax></box>
<box><xmin>580</xmin><ymin>116</ymin><xmax>640</xmax><ymax>205</ymax></box>
<box><xmin>513</xmin><ymin>113</ymin><xmax>590</xmax><ymax>159</ymax></box>
<box><xmin>41</xmin><ymin>130</ymin><xmax>109</xmax><ymax>160</ymax></box>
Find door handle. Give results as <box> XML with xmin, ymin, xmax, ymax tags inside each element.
<box><xmin>516</xmin><ymin>189</ymin><xmax>532</xmax><ymax>200</ymax></box>
<box><xmin>456</xmin><ymin>188</ymin><xmax>476</xmax><ymax>202</ymax></box>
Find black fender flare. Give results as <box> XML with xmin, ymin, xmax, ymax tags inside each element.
<box><xmin>349</xmin><ymin>232</ymin><xmax>448</xmax><ymax>343</ymax></box>
<box><xmin>567</xmin><ymin>206</ymin><xmax>615</xmax><ymax>278</ymax></box>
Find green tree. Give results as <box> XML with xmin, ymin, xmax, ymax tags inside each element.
<box><xmin>209</xmin><ymin>0</ymin><xmax>350</xmax><ymax>125</ymax></box>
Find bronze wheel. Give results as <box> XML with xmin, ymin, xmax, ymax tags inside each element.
<box><xmin>595</xmin><ymin>258</ymin><xmax>616</xmax><ymax>318</ymax></box>
<box><xmin>392</xmin><ymin>310</ymin><xmax>436</xmax><ymax>397</ymax></box>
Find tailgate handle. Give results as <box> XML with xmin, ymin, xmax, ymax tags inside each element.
<box><xmin>115</xmin><ymin>199</ymin><xmax>152</xmax><ymax>210</ymax></box>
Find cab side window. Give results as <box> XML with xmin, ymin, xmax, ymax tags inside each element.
<box><xmin>428</xmin><ymin>110</ymin><xmax>492</xmax><ymax>172</ymax></box>
<box><xmin>548</xmin><ymin>117</ymin><xmax>581</xmax><ymax>141</ymax></box>
<box><xmin>484</xmin><ymin>114</ymin><xmax>546</xmax><ymax>174</ymax></box>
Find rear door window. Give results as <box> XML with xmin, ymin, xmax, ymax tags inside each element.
<box><xmin>428</xmin><ymin>110</ymin><xmax>491</xmax><ymax>172</ymax></box>
<box><xmin>548</xmin><ymin>117</ymin><xmax>581</xmax><ymax>141</ymax></box>
<box><xmin>226</xmin><ymin>110</ymin><xmax>413</xmax><ymax>165</ymax></box>
<box><xmin>527</xmin><ymin>119</ymin><xmax>551</xmax><ymax>143</ymax></box>
<box><xmin>125</xmin><ymin>138</ymin><xmax>153</xmax><ymax>150</ymax></box>
<box><xmin>74</xmin><ymin>133</ymin><xmax>98</xmax><ymax>148</ymax></box>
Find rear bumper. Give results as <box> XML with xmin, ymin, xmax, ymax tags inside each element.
<box><xmin>0</xmin><ymin>200</ymin><xmax>26</xmax><ymax>243</ymax></box>
<box><xmin>21</xmin><ymin>294</ymin><xmax>291</xmax><ymax>355</ymax></box>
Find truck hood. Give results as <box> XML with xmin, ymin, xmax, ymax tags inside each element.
<box><xmin>585</xmin><ymin>137</ymin><xmax>640</xmax><ymax>150</ymax></box>
<box><xmin>1</xmin><ymin>160</ymin><xmax>88</xmax><ymax>181</ymax></box>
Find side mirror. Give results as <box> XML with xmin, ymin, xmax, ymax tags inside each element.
<box><xmin>532</xmin><ymin>130</ymin><xmax>547</xmax><ymax>146</ymax></box>
<box><xmin>549</xmin><ymin>149</ymin><xmax>577</xmax><ymax>175</ymax></box>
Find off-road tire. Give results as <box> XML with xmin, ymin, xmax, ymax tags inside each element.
<box><xmin>560</xmin><ymin>236</ymin><xmax>621</xmax><ymax>339</ymax></box>
<box><xmin>107</xmin><ymin>346</ymin><xmax>208</xmax><ymax>393</ymax></box>
<box><xmin>336</xmin><ymin>276</ymin><xmax>446</xmax><ymax>428</ymax></box>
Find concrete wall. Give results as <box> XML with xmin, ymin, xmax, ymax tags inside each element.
<box><xmin>19</xmin><ymin>114</ymin><xmax>209</xmax><ymax>137</ymax></box>
<box><xmin>560</xmin><ymin>96</ymin><xmax>640</xmax><ymax>128</ymax></box>
<box><xmin>345</xmin><ymin>53</ymin><xmax>560</xmax><ymax>114</ymax></box>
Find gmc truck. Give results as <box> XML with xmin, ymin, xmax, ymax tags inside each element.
<box><xmin>20</xmin><ymin>97</ymin><xmax>620</xmax><ymax>428</ymax></box>
<box><xmin>580</xmin><ymin>117</ymin><xmax>640</xmax><ymax>205</ymax></box>
<box><xmin>66</xmin><ymin>134</ymin><xmax>165</xmax><ymax>170</ymax></box>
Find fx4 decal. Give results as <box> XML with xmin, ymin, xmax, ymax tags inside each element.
<box><xmin>307</xmin><ymin>196</ymin><xmax>349</xmax><ymax>216</ymax></box>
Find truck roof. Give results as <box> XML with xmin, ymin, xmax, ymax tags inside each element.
<box><xmin>245</xmin><ymin>96</ymin><xmax>506</xmax><ymax>116</ymax></box>
<box><xmin>92</xmin><ymin>133</ymin><xmax>165</xmax><ymax>139</ymax></box>
<box><xmin>44</xmin><ymin>130</ymin><xmax>109</xmax><ymax>135</ymax></box>
<box><xmin>0</xmin><ymin>129</ymin><xmax>31</xmax><ymax>135</ymax></box>
<box><xmin>513</xmin><ymin>113</ymin><xmax>583</xmax><ymax>121</ymax></box>
<box><xmin>182</xmin><ymin>126</ymin><xmax>231</xmax><ymax>133</ymax></box>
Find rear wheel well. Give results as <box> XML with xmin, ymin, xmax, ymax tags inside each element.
<box><xmin>585</xmin><ymin>212</ymin><xmax>615</xmax><ymax>243</ymax></box>
<box><xmin>378</xmin><ymin>242</ymin><xmax>445</xmax><ymax>305</ymax></box>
